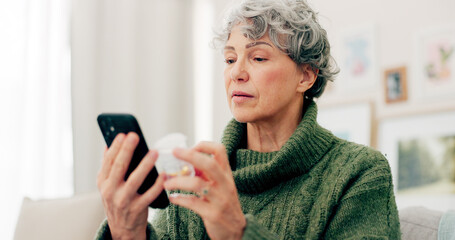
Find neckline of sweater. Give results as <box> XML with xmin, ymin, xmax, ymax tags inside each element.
<box><xmin>222</xmin><ymin>101</ymin><xmax>336</xmax><ymax>193</ymax></box>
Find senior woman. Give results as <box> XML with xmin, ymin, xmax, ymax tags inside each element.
<box><xmin>96</xmin><ymin>0</ymin><xmax>401</xmax><ymax>239</ymax></box>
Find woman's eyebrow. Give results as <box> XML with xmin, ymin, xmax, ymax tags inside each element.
<box><xmin>224</xmin><ymin>41</ymin><xmax>273</xmax><ymax>52</ymax></box>
<box><xmin>246</xmin><ymin>41</ymin><xmax>273</xmax><ymax>49</ymax></box>
<box><xmin>224</xmin><ymin>46</ymin><xmax>235</xmax><ymax>51</ymax></box>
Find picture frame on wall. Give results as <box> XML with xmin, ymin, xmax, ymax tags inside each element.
<box><xmin>317</xmin><ymin>102</ymin><xmax>372</xmax><ymax>146</ymax></box>
<box><xmin>384</xmin><ymin>66</ymin><xmax>408</xmax><ymax>103</ymax></box>
<box><xmin>337</xmin><ymin>24</ymin><xmax>378</xmax><ymax>93</ymax></box>
<box><xmin>413</xmin><ymin>25</ymin><xmax>455</xmax><ymax>99</ymax></box>
<box><xmin>378</xmin><ymin>110</ymin><xmax>455</xmax><ymax>211</ymax></box>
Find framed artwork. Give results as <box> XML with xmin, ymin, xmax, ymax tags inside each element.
<box><xmin>338</xmin><ymin>24</ymin><xmax>378</xmax><ymax>92</ymax></box>
<box><xmin>317</xmin><ymin>102</ymin><xmax>372</xmax><ymax>146</ymax></box>
<box><xmin>384</xmin><ymin>66</ymin><xmax>408</xmax><ymax>103</ymax></box>
<box><xmin>413</xmin><ymin>26</ymin><xmax>455</xmax><ymax>98</ymax></box>
<box><xmin>378</xmin><ymin>111</ymin><xmax>455</xmax><ymax>211</ymax></box>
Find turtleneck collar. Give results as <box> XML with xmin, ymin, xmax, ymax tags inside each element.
<box><xmin>221</xmin><ymin>100</ymin><xmax>336</xmax><ymax>194</ymax></box>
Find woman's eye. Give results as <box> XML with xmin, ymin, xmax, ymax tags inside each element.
<box><xmin>254</xmin><ymin>57</ymin><xmax>267</xmax><ymax>62</ymax></box>
<box><xmin>225</xmin><ymin>59</ymin><xmax>235</xmax><ymax>64</ymax></box>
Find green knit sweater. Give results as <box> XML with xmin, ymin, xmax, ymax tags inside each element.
<box><xmin>96</xmin><ymin>101</ymin><xmax>401</xmax><ymax>239</ymax></box>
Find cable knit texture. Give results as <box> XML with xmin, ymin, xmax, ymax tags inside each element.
<box><xmin>95</xmin><ymin>101</ymin><xmax>401</xmax><ymax>239</ymax></box>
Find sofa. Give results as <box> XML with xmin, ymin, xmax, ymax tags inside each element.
<box><xmin>13</xmin><ymin>192</ymin><xmax>106</xmax><ymax>240</ymax></box>
<box><xmin>400</xmin><ymin>206</ymin><xmax>454</xmax><ymax>240</ymax></box>
<box><xmin>13</xmin><ymin>192</ymin><xmax>455</xmax><ymax>240</ymax></box>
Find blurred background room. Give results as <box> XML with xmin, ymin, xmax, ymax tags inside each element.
<box><xmin>1</xmin><ymin>0</ymin><xmax>454</xmax><ymax>239</ymax></box>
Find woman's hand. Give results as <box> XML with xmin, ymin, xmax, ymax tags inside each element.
<box><xmin>97</xmin><ymin>132</ymin><xmax>166</xmax><ymax>240</ymax></box>
<box><xmin>163</xmin><ymin>142</ymin><xmax>246</xmax><ymax>240</ymax></box>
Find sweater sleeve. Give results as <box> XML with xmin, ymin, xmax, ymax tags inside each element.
<box><xmin>242</xmin><ymin>214</ymin><xmax>280</xmax><ymax>240</ymax></box>
<box><xmin>324</xmin><ymin>152</ymin><xmax>401</xmax><ymax>240</ymax></box>
<box><xmin>93</xmin><ymin>219</ymin><xmax>160</xmax><ymax>240</ymax></box>
<box><xmin>93</xmin><ymin>209</ymin><xmax>170</xmax><ymax>240</ymax></box>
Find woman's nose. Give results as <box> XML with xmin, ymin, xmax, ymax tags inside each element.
<box><xmin>230</xmin><ymin>59</ymin><xmax>249</xmax><ymax>82</ymax></box>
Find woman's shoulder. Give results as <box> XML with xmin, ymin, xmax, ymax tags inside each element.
<box><xmin>326</xmin><ymin>138</ymin><xmax>391</xmax><ymax>175</ymax></box>
<box><xmin>315</xmin><ymin>139</ymin><xmax>395</xmax><ymax>202</ymax></box>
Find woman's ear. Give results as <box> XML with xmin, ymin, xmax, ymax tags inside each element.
<box><xmin>296</xmin><ymin>64</ymin><xmax>318</xmax><ymax>93</ymax></box>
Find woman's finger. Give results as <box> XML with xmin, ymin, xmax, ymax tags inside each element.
<box><xmin>163</xmin><ymin>176</ymin><xmax>211</xmax><ymax>196</ymax></box>
<box><xmin>110</xmin><ymin>132</ymin><xmax>139</xmax><ymax>183</ymax></box>
<box><xmin>193</xmin><ymin>141</ymin><xmax>230</xmax><ymax>170</ymax></box>
<box><xmin>168</xmin><ymin>193</ymin><xmax>211</xmax><ymax>217</ymax></box>
<box><xmin>98</xmin><ymin>133</ymin><xmax>126</xmax><ymax>181</ymax></box>
<box><xmin>136</xmin><ymin>173</ymin><xmax>167</xmax><ymax>207</ymax></box>
<box><xmin>173</xmin><ymin>148</ymin><xmax>225</xmax><ymax>184</ymax></box>
<box><xmin>124</xmin><ymin>150</ymin><xmax>158</xmax><ymax>195</ymax></box>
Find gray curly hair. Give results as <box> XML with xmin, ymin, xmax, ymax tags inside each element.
<box><xmin>214</xmin><ymin>0</ymin><xmax>339</xmax><ymax>99</ymax></box>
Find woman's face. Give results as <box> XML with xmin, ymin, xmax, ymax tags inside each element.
<box><xmin>224</xmin><ymin>24</ymin><xmax>309</xmax><ymax>124</ymax></box>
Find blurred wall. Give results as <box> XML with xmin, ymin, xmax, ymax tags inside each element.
<box><xmin>211</xmin><ymin>0</ymin><xmax>238</xmax><ymax>143</ymax></box>
<box><xmin>71</xmin><ymin>0</ymin><xmax>194</xmax><ymax>194</ymax></box>
<box><xmin>312</xmin><ymin>0</ymin><xmax>455</xmax><ymax>116</ymax></box>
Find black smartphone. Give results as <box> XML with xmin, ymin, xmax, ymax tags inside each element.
<box><xmin>97</xmin><ymin>113</ymin><xmax>169</xmax><ymax>209</ymax></box>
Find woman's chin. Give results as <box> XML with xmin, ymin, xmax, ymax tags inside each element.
<box><xmin>231</xmin><ymin>112</ymin><xmax>253</xmax><ymax>123</ymax></box>
<box><xmin>233</xmin><ymin>117</ymin><xmax>248</xmax><ymax>123</ymax></box>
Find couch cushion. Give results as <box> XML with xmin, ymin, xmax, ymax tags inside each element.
<box><xmin>439</xmin><ymin>210</ymin><xmax>455</xmax><ymax>240</ymax></box>
<box><xmin>14</xmin><ymin>191</ymin><xmax>106</xmax><ymax>240</ymax></box>
<box><xmin>400</xmin><ymin>206</ymin><xmax>443</xmax><ymax>240</ymax></box>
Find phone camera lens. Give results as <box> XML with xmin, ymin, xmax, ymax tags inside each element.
<box><xmin>110</xmin><ymin>126</ymin><xmax>115</xmax><ymax>132</ymax></box>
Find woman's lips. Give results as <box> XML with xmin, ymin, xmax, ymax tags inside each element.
<box><xmin>232</xmin><ymin>91</ymin><xmax>253</xmax><ymax>103</ymax></box>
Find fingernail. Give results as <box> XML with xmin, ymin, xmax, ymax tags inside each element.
<box><xmin>162</xmin><ymin>172</ymin><xmax>169</xmax><ymax>181</ymax></box>
<box><xmin>195</xmin><ymin>169</ymin><xmax>203</xmax><ymax>177</ymax></box>
<box><xmin>161</xmin><ymin>172</ymin><xmax>168</xmax><ymax>181</ymax></box>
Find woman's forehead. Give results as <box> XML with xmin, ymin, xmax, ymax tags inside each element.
<box><xmin>226</xmin><ymin>24</ymin><xmax>273</xmax><ymax>46</ymax></box>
